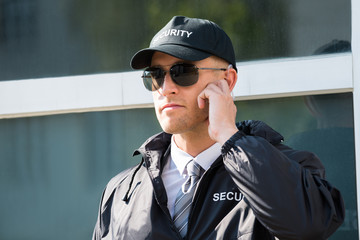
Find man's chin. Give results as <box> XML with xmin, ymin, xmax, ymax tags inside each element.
<box><xmin>161</xmin><ymin>127</ymin><xmax>182</xmax><ymax>135</ymax></box>
<box><xmin>159</xmin><ymin>122</ymin><xmax>185</xmax><ymax>135</ymax></box>
<box><xmin>159</xmin><ymin>121</ymin><xmax>208</xmax><ymax>135</ymax></box>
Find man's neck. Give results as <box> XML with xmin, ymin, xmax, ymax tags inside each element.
<box><xmin>173</xmin><ymin>131</ymin><xmax>217</xmax><ymax>157</ymax></box>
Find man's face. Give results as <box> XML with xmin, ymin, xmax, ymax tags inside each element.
<box><xmin>151</xmin><ymin>52</ymin><xmax>223</xmax><ymax>135</ymax></box>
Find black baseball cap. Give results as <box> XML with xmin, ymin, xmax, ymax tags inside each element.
<box><xmin>130</xmin><ymin>16</ymin><xmax>237</xmax><ymax>71</ymax></box>
<box><xmin>313</xmin><ymin>39</ymin><xmax>351</xmax><ymax>55</ymax></box>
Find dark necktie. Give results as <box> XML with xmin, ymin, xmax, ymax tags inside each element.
<box><xmin>173</xmin><ymin>160</ymin><xmax>204</xmax><ymax>238</ymax></box>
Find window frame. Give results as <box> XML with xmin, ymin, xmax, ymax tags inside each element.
<box><xmin>352</xmin><ymin>1</ymin><xmax>360</xmax><ymax>238</ymax></box>
<box><xmin>0</xmin><ymin>53</ymin><xmax>352</xmax><ymax>118</ymax></box>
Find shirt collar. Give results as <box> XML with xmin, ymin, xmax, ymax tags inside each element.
<box><xmin>170</xmin><ymin>136</ymin><xmax>221</xmax><ymax>176</ymax></box>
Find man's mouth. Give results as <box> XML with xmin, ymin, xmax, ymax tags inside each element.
<box><xmin>161</xmin><ymin>103</ymin><xmax>183</xmax><ymax>111</ymax></box>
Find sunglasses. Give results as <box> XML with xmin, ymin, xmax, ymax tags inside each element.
<box><xmin>141</xmin><ymin>63</ymin><xmax>227</xmax><ymax>91</ymax></box>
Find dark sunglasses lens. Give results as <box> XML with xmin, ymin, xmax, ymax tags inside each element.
<box><xmin>171</xmin><ymin>64</ymin><xmax>198</xmax><ymax>86</ymax></box>
<box><xmin>142</xmin><ymin>68</ymin><xmax>164</xmax><ymax>91</ymax></box>
<box><xmin>142</xmin><ymin>64</ymin><xmax>198</xmax><ymax>91</ymax></box>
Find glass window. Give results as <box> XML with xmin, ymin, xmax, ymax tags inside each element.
<box><xmin>0</xmin><ymin>0</ymin><xmax>351</xmax><ymax>81</ymax></box>
<box><xmin>0</xmin><ymin>93</ymin><xmax>356</xmax><ymax>239</ymax></box>
<box><xmin>0</xmin><ymin>109</ymin><xmax>161</xmax><ymax>239</ymax></box>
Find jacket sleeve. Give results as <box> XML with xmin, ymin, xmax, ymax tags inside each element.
<box><xmin>92</xmin><ymin>191</ymin><xmax>104</xmax><ymax>240</ymax></box>
<box><xmin>92</xmin><ymin>167</ymin><xmax>134</xmax><ymax>240</ymax></box>
<box><xmin>92</xmin><ymin>184</ymin><xmax>113</xmax><ymax>240</ymax></box>
<box><xmin>222</xmin><ymin>128</ymin><xmax>345</xmax><ymax>240</ymax></box>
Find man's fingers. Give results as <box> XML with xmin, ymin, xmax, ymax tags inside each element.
<box><xmin>197</xmin><ymin>93</ymin><xmax>207</xmax><ymax>109</ymax></box>
<box><xmin>197</xmin><ymin>79</ymin><xmax>230</xmax><ymax>109</ymax></box>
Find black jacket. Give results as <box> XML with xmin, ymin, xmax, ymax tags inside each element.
<box><xmin>93</xmin><ymin>120</ymin><xmax>345</xmax><ymax>240</ymax></box>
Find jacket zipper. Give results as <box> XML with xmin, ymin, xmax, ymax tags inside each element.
<box><xmin>144</xmin><ymin>153</ymin><xmax>184</xmax><ymax>240</ymax></box>
<box><xmin>186</xmin><ymin>159</ymin><xmax>222</xmax><ymax>239</ymax></box>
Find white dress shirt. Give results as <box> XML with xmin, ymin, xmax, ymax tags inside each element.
<box><xmin>161</xmin><ymin>136</ymin><xmax>222</xmax><ymax>218</ymax></box>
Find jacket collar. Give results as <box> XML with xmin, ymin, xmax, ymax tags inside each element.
<box><xmin>133</xmin><ymin>120</ymin><xmax>284</xmax><ymax>167</ymax></box>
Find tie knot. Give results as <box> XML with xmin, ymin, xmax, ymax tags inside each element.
<box><xmin>186</xmin><ymin>160</ymin><xmax>202</xmax><ymax>177</ymax></box>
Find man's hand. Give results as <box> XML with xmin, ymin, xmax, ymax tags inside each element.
<box><xmin>198</xmin><ymin>79</ymin><xmax>238</xmax><ymax>145</ymax></box>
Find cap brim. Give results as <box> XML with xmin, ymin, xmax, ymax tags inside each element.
<box><xmin>130</xmin><ymin>45</ymin><xmax>211</xmax><ymax>69</ymax></box>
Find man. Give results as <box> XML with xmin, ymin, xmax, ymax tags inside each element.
<box><xmin>93</xmin><ymin>16</ymin><xmax>344</xmax><ymax>240</ymax></box>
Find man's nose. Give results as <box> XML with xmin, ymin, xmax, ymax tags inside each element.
<box><xmin>159</xmin><ymin>73</ymin><xmax>178</xmax><ymax>95</ymax></box>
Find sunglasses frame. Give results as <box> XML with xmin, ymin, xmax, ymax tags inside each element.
<box><xmin>141</xmin><ymin>63</ymin><xmax>228</xmax><ymax>91</ymax></box>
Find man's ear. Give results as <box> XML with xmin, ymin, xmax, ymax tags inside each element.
<box><xmin>224</xmin><ymin>67</ymin><xmax>237</xmax><ymax>91</ymax></box>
